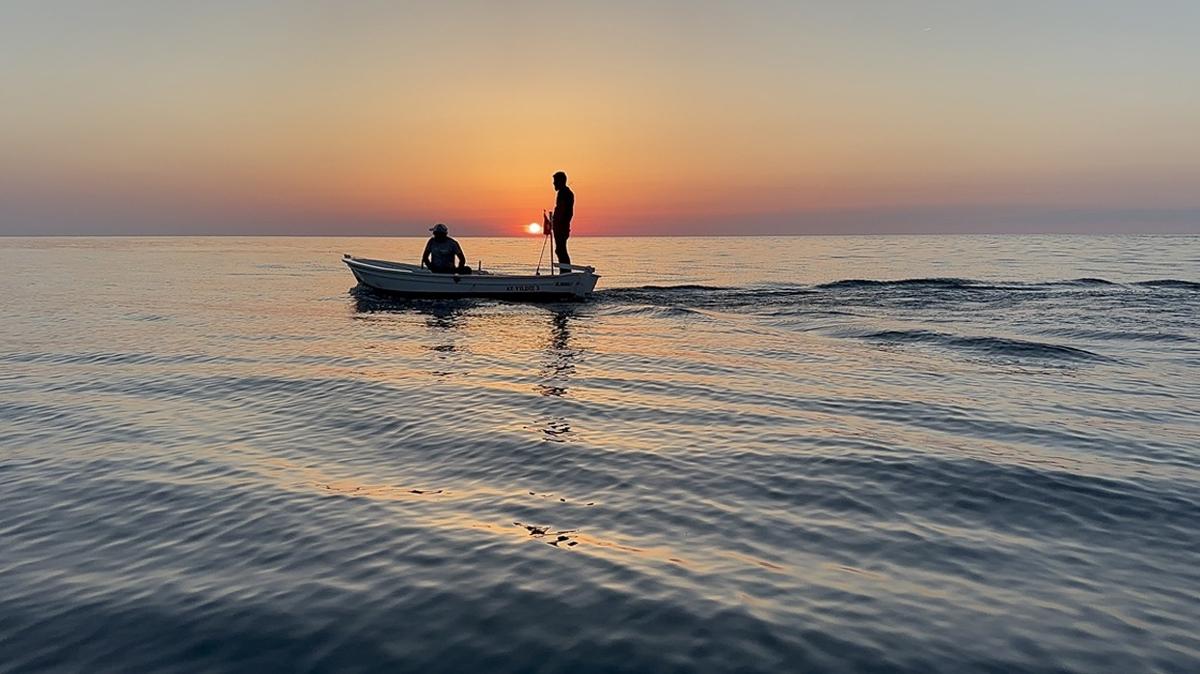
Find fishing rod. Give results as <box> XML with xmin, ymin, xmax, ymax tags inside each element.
<box><xmin>535</xmin><ymin>209</ymin><xmax>555</xmax><ymax>275</ymax></box>
<box><xmin>535</xmin><ymin>230</ymin><xmax>548</xmax><ymax>275</ymax></box>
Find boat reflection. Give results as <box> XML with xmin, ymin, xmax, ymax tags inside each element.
<box><xmin>531</xmin><ymin>306</ymin><xmax>580</xmax><ymax>442</ymax></box>
<box><xmin>351</xmin><ymin>286</ymin><xmax>473</xmax><ymax>331</ymax></box>
<box><xmin>538</xmin><ymin>307</ymin><xmax>578</xmax><ymax>398</ymax></box>
<box><xmin>350</xmin><ymin>286</ymin><xmax>584</xmax><ymax>441</ymax></box>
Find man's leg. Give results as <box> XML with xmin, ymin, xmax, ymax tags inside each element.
<box><xmin>554</xmin><ymin>227</ymin><xmax>571</xmax><ymax>266</ymax></box>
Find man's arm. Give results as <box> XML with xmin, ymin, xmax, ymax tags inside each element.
<box><xmin>421</xmin><ymin>240</ymin><xmax>432</xmax><ymax>268</ymax></box>
<box><xmin>454</xmin><ymin>241</ymin><xmax>466</xmax><ymax>268</ymax></box>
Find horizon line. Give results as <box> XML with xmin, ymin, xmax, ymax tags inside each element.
<box><xmin>3</xmin><ymin>231</ymin><xmax>1198</xmax><ymax>239</ymax></box>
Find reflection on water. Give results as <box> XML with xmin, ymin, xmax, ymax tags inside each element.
<box><xmin>351</xmin><ymin>289</ymin><xmax>584</xmax><ymax>441</ymax></box>
<box><xmin>352</xmin><ymin>288</ymin><xmax>474</xmax><ymax>376</ymax></box>
<box><xmin>1</xmin><ymin>236</ymin><xmax>1198</xmax><ymax>673</ymax></box>
<box><xmin>538</xmin><ymin>308</ymin><xmax>578</xmax><ymax>398</ymax></box>
<box><xmin>352</xmin><ymin>286</ymin><xmax>472</xmax><ymax>329</ymax></box>
<box><xmin>532</xmin><ymin>308</ymin><xmax>579</xmax><ymax>442</ymax></box>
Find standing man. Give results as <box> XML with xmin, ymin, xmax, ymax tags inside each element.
<box><xmin>551</xmin><ymin>171</ymin><xmax>574</xmax><ymax>267</ymax></box>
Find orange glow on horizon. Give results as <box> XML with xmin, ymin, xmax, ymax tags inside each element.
<box><xmin>3</xmin><ymin>2</ymin><xmax>1197</xmax><ymax>236</ymax></box>
<box><xmin>526</xmin><ymin>222</ymin><xmax>542</xmax><ymax>235</ymax></box>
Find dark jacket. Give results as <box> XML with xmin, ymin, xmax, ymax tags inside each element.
<box><xmin>553</xmin><ymin>186</ymin><xmax>574</xmax><ymax>231</ymax></box>
<box><xmin>422</xmin><ymin>236</ymin><xmax>465</xmax><ymax>273</ymax></box>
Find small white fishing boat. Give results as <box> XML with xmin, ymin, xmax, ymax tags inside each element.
<box><xmin>343</xmin><ymin>254</ymin><xmax>600</xmax><ymax>300</ymax></box>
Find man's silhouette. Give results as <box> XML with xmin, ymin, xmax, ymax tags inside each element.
<box><xmin>551</xmin><ymin>171</ymin><xmax>574</xmax><ymax>267</ymax></box>
<box><xmin>421</xmin><ymin>223</ymin><xmax>466</xmax><ymax>273</ymax></box>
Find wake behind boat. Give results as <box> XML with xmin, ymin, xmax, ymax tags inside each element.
<box><xmin>343</xmin><ymin>255</ymin><xmax>600</xmax><ymax>300</ymax></box>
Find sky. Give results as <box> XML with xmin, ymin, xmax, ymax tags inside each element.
<box><xmin>2</xmin><ymin>0</ymin><xmax>1198</xmax><ymax>236</ymax></box>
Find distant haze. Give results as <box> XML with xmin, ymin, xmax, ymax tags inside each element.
<box><xmin>2</xmin><ymin>1</ymin><xmax>1198</xmax><ymax>236</ymax></box>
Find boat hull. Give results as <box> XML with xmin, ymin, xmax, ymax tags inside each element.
<box><xmin>343</xmin><ymin>255</ymin><xmax>599</xmax><ymax>300</ymax></box>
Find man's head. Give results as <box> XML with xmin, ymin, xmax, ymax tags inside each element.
<box><xmin>429</xmin><ymin>223</ymin><xmax>448</xmax><ymax>239</ymax></box>
<box><xmin>552</xmin><ymin>171</ymin><xmax>567</xmax><ymax>191</ymax></box>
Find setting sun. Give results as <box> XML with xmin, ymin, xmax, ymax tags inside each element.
<box><xmin>526</xmin><ymin>223</ymin><xmax>541</xmax><ymax>235</ymax></box>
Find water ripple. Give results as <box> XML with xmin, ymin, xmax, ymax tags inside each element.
<box><xmin>1</xmin><ymin>236</ymin><xmax>1198</xmax><ymax>672</ymax></box>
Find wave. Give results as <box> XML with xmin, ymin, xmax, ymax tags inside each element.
<box><xmin>595</xmin><ymin>285</ymin><xmax>732</xmax><ymax>302</ymax></box>
<box><xmin>813</xmin><ymin>277</ymin><xmax>1198</xmax><ymax>291</ymax></box>
<box><xmin>856</xmin><ymin>329</ymin><xmax>1115</xmax><ymax>362</ymax></box>
<box><xmin>1133</xmin><ymin>279</ymin><xmax>1200</xmax><ymax>289</ymax></box>
<box><xmin>815</xmin><ymin>278</ymin><xmax>978</xmax><ymax>290</ymax></box>
<box><xmin>0</xmin><ymin>351</ymin><xmax>252</xmax><ymax>366</ymax></box>
<box><xmin>597</xmin><ymin>278</ymin><xmax>1200</xmax><ymax>315</ymax></box>
<box><xmin>624</xmin><ymin>284</ymin><xmax>728</xmax><ymax>292</ymax></box>
<box><xmin>601</xmin><ymin>305</ymin><xmax>708</xmax><ymax>319</ymax></box>
<box><xmin>1037</xmin><ymin>327</ymin><xmax>1196</xmax><ymax>343</ymax></box>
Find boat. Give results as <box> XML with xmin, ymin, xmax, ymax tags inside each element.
<box><xmin>342</xmin><ymin>254</ymin><xmax>600</xmax><ymax>300</ymax></box>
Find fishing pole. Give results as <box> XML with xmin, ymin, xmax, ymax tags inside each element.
<box><xmin>536</xmin><ymin>209</ymin><xmax>552</xmax><ymax>275</ymax></box>
<box><xmin>536</xmin><ymin>231</ymin><xmax>548</xmax><ymax>275</ymax></box>
<box><xmin>546</xmin><ymin>209</ymin><xmax>556</xmax><ymax>275</ymax></box>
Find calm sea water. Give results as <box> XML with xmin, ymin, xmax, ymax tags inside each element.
<box><xmin>1</xmin><ymin>235</ymin><xmax>1198</xmax><ymax>673</ymax></box>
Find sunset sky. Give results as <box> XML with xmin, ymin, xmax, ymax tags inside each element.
<box><xmin>2</xmin><ymin>1</ymin><xmax>1198</xmax><ymax>236</ymax></box>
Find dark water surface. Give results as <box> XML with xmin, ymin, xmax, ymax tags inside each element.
<box><xmin>1</xmin><ymin>236</ymin><xmax>1198</xmax><ymax>673</ymax></box>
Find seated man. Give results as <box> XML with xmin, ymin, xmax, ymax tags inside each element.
<box><xmin>421</xmin><ymin>223</ymin><xmax>469</xmax><ymax>273</ymax></box>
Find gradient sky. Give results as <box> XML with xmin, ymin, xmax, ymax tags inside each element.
<box><xmin>2</xmin><ymin>0</ymin><xmax>1198</xmax><ymax>236</ymax></box>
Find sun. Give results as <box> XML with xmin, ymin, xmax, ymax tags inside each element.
<box><xmin>526</xmin><ymin>222</ymin><xmax>542</xmax><ymax>234</ymax></box>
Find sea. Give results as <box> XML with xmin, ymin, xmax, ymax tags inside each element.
<box><xmin>0</xmin><ymin>235</ymin><xmax>1197</xmax><ymax>673</ymax></box>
